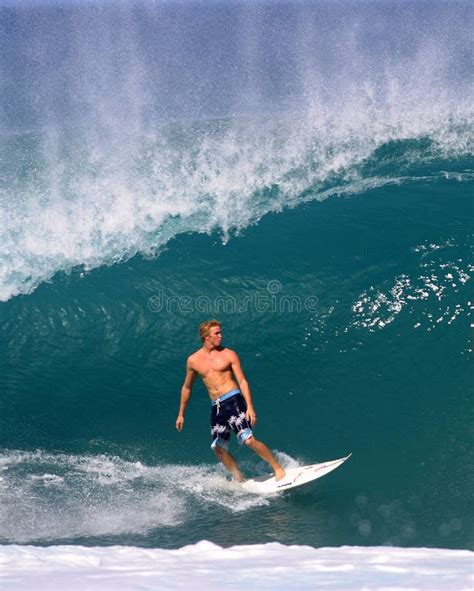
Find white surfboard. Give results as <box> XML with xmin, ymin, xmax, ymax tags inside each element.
<box><xmin>241</xmin><ymin>453</ymin><xmax>352</xmax><ymax>494</ymax></box>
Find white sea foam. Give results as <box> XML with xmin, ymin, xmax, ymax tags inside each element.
<box><xmin>0</xmin><ymin>541</ymin><xmax>472</xmax><ymax>590</ymax></box>
<box><xmin>0</xmin><ymin>449</ymin><xmax>274</xmax><ymax>543</ymax></box>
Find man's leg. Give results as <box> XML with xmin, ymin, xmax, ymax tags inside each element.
<box><xmin>214</xmin><ymin>446</ymin><xmax>246</xmax><ymax>482</ymax></box>
<box><xmin>244</xmin><ymin>436</ymin><xmax>286</xmax><ymax>480</ymax></box>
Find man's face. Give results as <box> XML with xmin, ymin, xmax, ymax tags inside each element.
<box><xmin>207</xmin><ymin>326</ymin><xmax>222</xmax><ymax>347</ymax></box>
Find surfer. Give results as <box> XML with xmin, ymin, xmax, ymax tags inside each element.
<box><xmin>176</xmin><ymin>320</ymin><xmax>286</xmax><ymax>482</ymax></box>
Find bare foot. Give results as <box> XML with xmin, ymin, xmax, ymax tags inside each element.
<box><xmin>232</xmin><ymin>471</ymin><xmax>246</xmax><ymax>483</ymax></box>
<box><xmin>274</xmin><ymin>465</ymin><xmax>286</xmax><ymax>481</ymax></box>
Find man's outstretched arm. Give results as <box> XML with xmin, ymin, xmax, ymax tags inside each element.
<box><xmin>176</xmin><ymin>360</ymin><xmax>197</xmax><ymax>431</ymax></box>
<box><xmin>229</xmin><ymin>350</ymin><xmax>257</xmax><ymax>426</ymax></box>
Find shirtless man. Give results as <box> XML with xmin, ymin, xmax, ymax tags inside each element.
<box><xmin>176</xmin><ymin>320</ymin><xmax>286</xmax><ymax>482</ymax></box>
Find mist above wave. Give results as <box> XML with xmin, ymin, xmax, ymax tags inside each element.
<box><xmin>0</xmin><ymin>1</ymin><xmax>472</xmax><ymax>301</ymax></box>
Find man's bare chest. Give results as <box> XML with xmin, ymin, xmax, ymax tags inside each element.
<box><xmin>195</xmin><ymin>355</ymin><xmax>231</xmax><ymax>377</ymax></box>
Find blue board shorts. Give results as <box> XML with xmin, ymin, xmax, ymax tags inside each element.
<box><xmin>210</xmin><ymin>389</ymin><xmax>253</xmax><ymax>451</ymax></box>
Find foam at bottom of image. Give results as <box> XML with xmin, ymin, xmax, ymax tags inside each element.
<box><xmin>0</xmin><ymin>541</ymin><xmax>472</xmax><ymax>591</ymax></box>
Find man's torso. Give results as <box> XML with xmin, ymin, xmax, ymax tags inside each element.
<box><xmin>189</xmin><ymin>347</ymin><xmax>238</xmax><ymax>400</ymax></box>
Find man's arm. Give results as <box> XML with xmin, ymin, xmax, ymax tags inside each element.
<box><xmin>176</xmin><ymin>359</ymin><xmax>197</xmax><ymax>431</ymax></box>
<box><xmin>229</xmin><ymin>350</ymin><xmax>257</xmax><ymax>426</ymax></box>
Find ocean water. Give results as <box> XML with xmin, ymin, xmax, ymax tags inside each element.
<box><xmin>0</xmin><ymin>0</ymin><xmax>473</xmax><ymax>582</ymax></box>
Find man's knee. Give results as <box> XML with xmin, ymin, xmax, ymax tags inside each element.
<box><xmin>214</xmin><ymin>446</ymin><xmax>226</xmax><ymax>457</ymax></box>
<box><xmin>244</xmin><ymin>435</ymin><xmax>257</xmax><ymax>447</ymax></box>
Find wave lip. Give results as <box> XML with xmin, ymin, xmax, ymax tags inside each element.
<box><xmin>1</xmin><ymin>112</ymin><xmax>472</xmax><ymax>303</ymax></box>
<box><xmin>0</xmin><ymin>542</ymin><xmax>472</xmax><ymax>591</ymax></box>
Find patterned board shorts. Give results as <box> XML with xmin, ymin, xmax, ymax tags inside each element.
<box><xmin>210</xmin><ymin>390</ymin><xmax>253</xmax><ymax>451</ymax></box>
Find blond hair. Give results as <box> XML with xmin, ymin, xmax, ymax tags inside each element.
<box><xmin>199</xmin><ymin>319</ymin><xmax>221</xmax><ymax>342</ymax></box>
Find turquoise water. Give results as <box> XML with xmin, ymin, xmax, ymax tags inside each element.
<box><xmin>0</xmin><ymin>0</ymin><xmax>473</xmax><ymax>551</ymax></box>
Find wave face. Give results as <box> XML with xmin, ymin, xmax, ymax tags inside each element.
<box><xmin>0</xmin><ymin>0</ymin><xmax>473</xmax><ymax>552</ymax></box>
<box><xmin>0</xmin><ymin>177</ymin><xmax>471</xmax><ymax>549</ymax></box>
<box><xmin>0</xmin><ymin>0</ymin><xmax>472</xmax><ymax>301</ymax></box>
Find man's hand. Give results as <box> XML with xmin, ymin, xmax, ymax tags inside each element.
<box><xmin>176</xmin><ymin>415</ymin><xmax>184</xmax><ymax>431</ymax></box>
<box><xmin>246</xmin><ymin>406</ymin><xmax>257</xmax><ymax>426</ymax></box>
